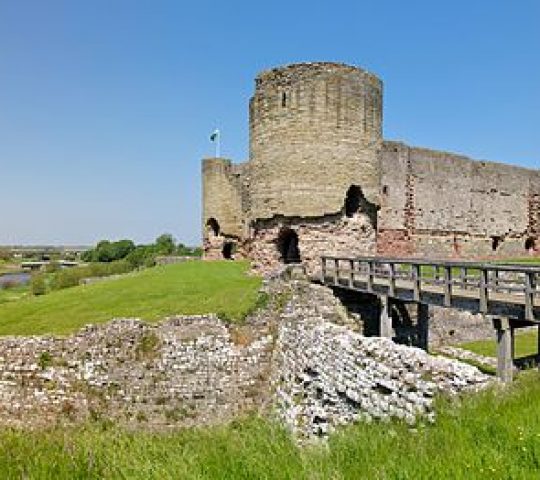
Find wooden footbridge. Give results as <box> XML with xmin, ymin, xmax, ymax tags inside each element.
<box><xmin>319</xmin><ymin>256</ymin><xmax>540</xmax><ymax>382</ymax></box>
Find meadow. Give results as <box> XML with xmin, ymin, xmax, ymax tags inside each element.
<box><xmin>0</xmin><ymin>371</ymin><xmax>538</xmax><ymax>479</ymax></box>
<box><xmin>0</xmin><ymin>261</ymin><xmax>261</xmax><ymax>335</ymax></box>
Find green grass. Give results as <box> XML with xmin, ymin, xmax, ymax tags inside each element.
<box><xmin>0</xmin><ymin>285</ymin><xmax>30</xmax><ymax>305</ymax></box>
<box><xmin>0</xmin><ymin>371</ymin><xmax>539</xmax><ymax>479</ymax></box>
<box><xmin>495</xmin><ymin>257</ymin><xmax>540</xmax><ymax>265</ymax></box>
<box><xmin>0</xmin><ymin>261</ymin><xmax>262</xmax><ymax>336</ymax></box>
<box><xmin>461</xmin><ymin>329</ymin><xmax>539</xmax><ymax>359</ymax></box>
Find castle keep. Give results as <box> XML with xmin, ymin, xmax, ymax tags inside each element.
<box><xmin>202</xmin><ymin>62</ymin><xmax>540</xmax><ymax>272</ymax></box>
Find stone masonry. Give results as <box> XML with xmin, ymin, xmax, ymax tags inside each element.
<box><xmin>202</xmin><ymin>61</ymin><xmax>539</xmax><ymax>273</ymax></box>
<box><xmin>0</xmin><ymin>280</ymin><xmax>491</xmax><ymax>439</ymax></box>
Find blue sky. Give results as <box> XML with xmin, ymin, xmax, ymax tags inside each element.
<box><xmin>1</xmin><ymin>0</ymin><xmax>538</xmax><ymax>246</ymax></box>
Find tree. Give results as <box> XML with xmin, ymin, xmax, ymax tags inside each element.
<box><xmin>84</xmin><ymin>239</ymin><xmax>136</xmax><ymax>263</ymax></box>
<box><xmin>155</xmin><ymin>234</ymin><xmax>176</xmax><ymax>255</ymax></box>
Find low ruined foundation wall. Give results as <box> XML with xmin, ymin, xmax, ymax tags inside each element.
<box><xmin>0</xmin><ymin>316</ymin><xmax>274</xmax><ymax>429</ymax></box>
<box><xmin>0</xmin><ymin>281</ymin><xmax>493</xmax><ymax>439</ymax></box>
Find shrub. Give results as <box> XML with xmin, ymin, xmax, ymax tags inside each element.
<box><xmin>126</xmin><ymin>245</ymin><xmax>157</xmax><ymax>268</ymax></box>
<box><xmin>50</xmin><ymin>269</ymin><xmax>81</xmax><ymax>290</ymax></box>
<box><xmin>38</xmin><ymin>351</ymin><xmax>53</xmax><ymax>370</ymax></box>
<box><xmin>30</xmin><ymin>275</ymin><xmax>47</xmax><ymax>296</ymax></box>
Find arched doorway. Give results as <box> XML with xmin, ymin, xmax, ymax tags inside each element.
<box><xmin>222</xmin><ymin>242</ymin><xmax>235</xmax><ymax>259</ymax></box>
<box><xmin>277</xmin><ymin>228</ymin><xmax>301</xmax><ymax>264</ymax></box>
<box><xmin>206</xmin><ymin>218</ymin><xmax>220</xmax><ymax>236</ymax></box>
<box><xmin>491</xmin><ymin>236</ymin><xmax>502</xmax><ymax>251</ymax></box>
<box><xmin>343</xmin><ymin>185</ymin><xmax>378</xmax><ymax>230</ymax></box>
<box><xmin>345</xmin><ymin>185</ymin><xmax>362</xmax><ymax>217</ymax></box>
<box><xmin>525</xmin><ymin>237</ymin><xmax>537</xmax><ymax>253</ymax></box>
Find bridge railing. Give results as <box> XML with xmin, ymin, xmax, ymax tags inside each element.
<box><xmin>321</xmin><ymin>256</ymin><xmax>540</xmax><ymax>322</ymax></box>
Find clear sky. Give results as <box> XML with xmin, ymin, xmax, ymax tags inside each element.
<box><xmin>1</xmin><ymin>0</ymin><xmax>539</xmax><ymax>246</ymax></box>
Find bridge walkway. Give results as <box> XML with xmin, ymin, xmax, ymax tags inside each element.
<box><xmin>319</xmin><ymin>255</ymin><xmax>540</xmax><ymax>382</ymax></box>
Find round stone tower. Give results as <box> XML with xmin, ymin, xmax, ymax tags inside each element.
<box><xmin>248</xmin><ymin>62</ymin><xmax>383</xmax><ymax>221</ymax></box>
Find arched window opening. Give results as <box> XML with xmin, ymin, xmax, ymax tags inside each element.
<box><xmin>345</xmin><ymin>185</ymin><xmax>362</xmax><ymax>217</ymax></box>
<box><xmin>206</xmin><ymin>218</ymin><xmax>220</xmax><ymax>236</ymax></box>
<box><xmin>491</xmin><ymin>236</ymin><xmax>502</xmax><ymax>251</ymax></box>
<box><xmin>222</xmin><ymin>242</ymin><xmax>235</xmax><ymax>260</ymax></box>
<box><xmin>281</xmin><ymin>92</ymin><xmax>287</xmax><ymax>108</ymax></box>
<box><xmin>525</xmin><ymin>237</ymin><xmax>537</xmax><ymax>252</ymax></box>
<box><xmin>277</xmin><ymin>228</ymin><xmax>301</xmax><ymax>264</ymax></box>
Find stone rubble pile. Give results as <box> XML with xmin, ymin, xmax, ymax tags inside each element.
<box><xmin>0</xmin><ymin>279</ymin><xmax>495</xmax><ymax>438</ymax></box>
<box><xmin>272</xmin><ymin>283</ymin><xmax>493</xmax><ymax>439</ymax></box>
<box><xmin>436</xmin><ymin>346</ymin><xmax>497</xmax><ymax>370</ymax></box>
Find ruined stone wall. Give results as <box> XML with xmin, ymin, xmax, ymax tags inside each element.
<box><xmin>202</xmin><ymin>159</ymin><xmax>247</xmax><ymax>259</ymax></box>
<box><xmin>0</xmin><ymin>281</ymin><xmax>492</xmax><ymax>440</ymax></box>
<box><xmin>271</xmin><ymin>283</ymin><xmax>490</xmax><ymax>439</ymax></box>
<box><xmin>248</xmin><ymin>62</ymin><xmax>382</xmax><ymax>220</ymax></box>
<box><xmin>0</xmin><ymin>316</ymin><xmax>274</xmax><ymax>429</ymax></box>
<box><xmin>247</xmin><ymin>209</ymin><xmax>376</xmax><ymax>276</ymax></box>
<box><xmin>379</xmin><ymin>141</ymin><xmax>540</xmax><ymax>258</ymax></box>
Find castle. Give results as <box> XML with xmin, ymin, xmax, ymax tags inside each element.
<box><xmin>202</xmin><ymin>62</ymin><xmax>539</xmax><ymax>273</ymax></box>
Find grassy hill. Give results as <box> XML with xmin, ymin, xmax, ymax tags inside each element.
<box><xmin>0</xmin><ymin>370</ymin><xmax>538</xmax><ymax>479</ymax></box>
<box><xmin>0</xmin><ymin>261</ymin><xmax>262</xmax><ymax>336</ymax></box>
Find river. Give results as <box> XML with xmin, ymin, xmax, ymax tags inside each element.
<box><xmin>0</xmin><ymin>272</ymin><xmax>31</xmax><ymax>286</ymax></box>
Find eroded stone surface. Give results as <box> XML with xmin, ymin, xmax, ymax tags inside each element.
<box><xmin>0</xmin><ymin>281</ymin><xmax>493</xmax><ymax>438</ymax></box>
<box><xmin>271</xmin><ymin>284</ymin><xmax>491</xmax><ymax>439</ymax></box>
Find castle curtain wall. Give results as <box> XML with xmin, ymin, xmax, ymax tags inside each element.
<box><xmin>201</xmin><ymin>62</ymin><xmax>539</xmax><ymax>271</ymax></box>
<box><xmin>378</xmin><ymin>141</ymin><xmax>540</xmax><ymax>258</ymax></box>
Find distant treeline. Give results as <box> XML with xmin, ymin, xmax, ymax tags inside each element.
<box><xmin>81</xmin><ymin>234</ymin><xmax>201</xmax><ymax>267</ymax></box>
<box><xmin>30</xmin><ymin>235</ymin><xmax>201</xmax><ymax>296</ymax></box>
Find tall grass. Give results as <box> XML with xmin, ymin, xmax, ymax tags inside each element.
<box><xmin>0</xmin><ymin>372</ymin><xmax>539</xmax><ymax>479</ymax></box>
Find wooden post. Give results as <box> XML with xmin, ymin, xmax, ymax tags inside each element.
<box><xmin>493</xmin><ymin>317</ymin><xmax>513</xmax><ymax>383</ymax></box>
<box><xmin>380</xmin><ymin>295</ymin><xmax>393</xmax><ymax>338</ymax></box>
<box><xmin>538</xmin><ymin>324</ymin><xmax>540</xmax><ymax>372</ymax></box>
<box><xmin>333</xmin><ymin>258</ymin><xmax>338</xmax><ymax>285</ymax></box>
<box><xmin>479</xmin><ymin>268</ymin><xmax>489</xmax><ymax>313</ymax></box>
<box><xmin>349</xmin><ymin>259</ymin><xmax>354</xmax><ymax>287</ymax></box>
<box><xmin>388</xmin><ymin>262</ymin><xmax>396</xmax><ymax>297</ymax></box>
<box><xmin>412</xmin><ymin>264</ymin><xmax>421</xmax><ymax>302</ymax></box>
<box><xmin>459</xmin><ymin>267</ymin><xmax>466</xmax><ymax>288</ymax></box>
<box><xmin>321</xmin><ymin>257</ymin><xmax>326</xmax><ymax>283</ymax></box>
<box><xmin>443</xmin><ymin>265</ymin><xmax>452</xmax><ymax>307</ymax></box>
<box><xmin>417</xmin><ymin>303</ymin><xmax>429</xmax><ymax>350</ymax></box>
<box><xmin>367</xmin><ymin>261</ymin><xmax>374</xmax><ymax>292</ymax></box>
<box><xmin>524</xmin><ymin>272</ymin><xmax>534</xmax><ymax>322</ymax></box>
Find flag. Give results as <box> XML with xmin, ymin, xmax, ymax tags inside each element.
<box><xmin>210</xmin><ymin>129</ymin><xmax>220</xmax><ymax>142</ymax></box>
